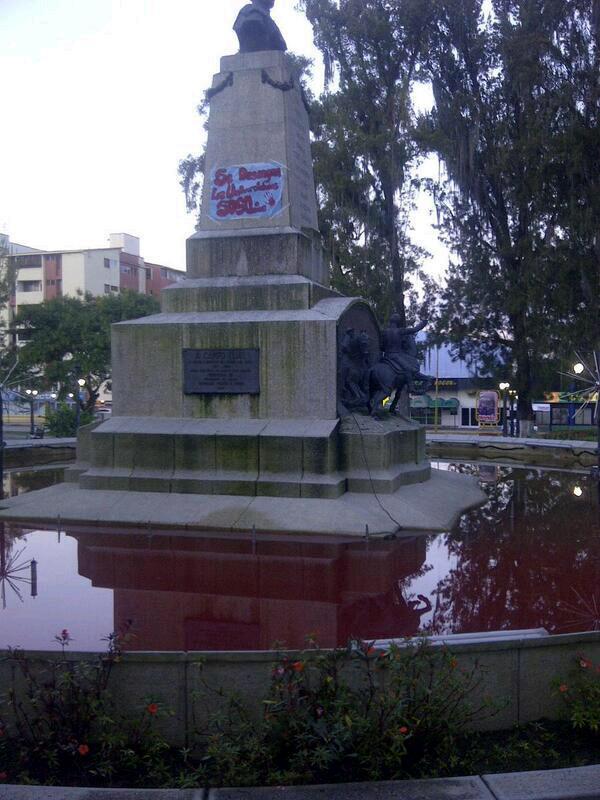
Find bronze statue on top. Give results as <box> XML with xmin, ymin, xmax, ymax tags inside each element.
<box><xmin>234</xmin><ymin>0</ymin><xmax>287</xmax><ymax>53</ymax></box>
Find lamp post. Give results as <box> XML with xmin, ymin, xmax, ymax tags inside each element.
<box><xmin>509</xmin><ymin>390</ymin><xmax>518</xmax><ymax>437</ymax></box>
<box><xmin>499</xmin><ymin>382</ymin><xmax>510</xmax><ymax>437</ymax></box>
<box><xmin>0</xmin><ymin>386</ymin><xmax>4</xmax><ymax>502</ymax></box>
<box><xmin>76</xmin><ymin>378</ymin><xmax>86</xmax><ymax>430</ymax></box>
<box><xmin>25</xmin><ymin>388</ymin><xmax>38</xmax><ymax>436</ymax></box>
<box><xmin>560</xmin><ymin>353</ymin><xmax>600</xmax><ymax>483</ymax></box>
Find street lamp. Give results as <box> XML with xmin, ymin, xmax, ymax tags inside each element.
<box><xmin>75</xmin><ymin>378</ymin><xmax>86</xmax><ymax>431</ymax></box>
<box><xmin>508</xmin><ymin>390</ymin><xmax>515</xmax><ymax>437</ymax></box>
<box><xmin>25</xmin><ymin>389</ymin><xmax>38</xmax><ymax>436</ymax></box>
<box><xmin>499</xmin><ymin>382</ymin><xmax>510</xmax><ymax>436</ymax></box>
<box><xmin>508</xmin><ymin>390</ymin><xmax>519</xmax><ymax>437</ymax></box>
<box><xmin>559</xmin><ymin>352</ymin><xmax>600</xmax><ymax>484</ymax></box>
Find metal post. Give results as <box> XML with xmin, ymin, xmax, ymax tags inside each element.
<box><xmin>29</xmin><ymin>397</ymin><xmax>35</xmax><ymax>436</ymax></box>
<box><xmin>596</xmin><ymin>350</ymin><xmax>600</xmax><ymax>478</ymax></box>
<box><xmin>502</xmin><ymin>390</ymin><xmax>508</xmax><ymax>437</ymax></box>
<box><xmin>434</xmin><ymin>346</ymin><xmax>440</xmax><ymax>432</ymax></box>
<box><xmin>510</xmin><ymin>393</ymin><xmax>515</xmax><ymax>437</ymax></box>
<box><xmin>0</xmin><ymin>386</ymin><xmax>4</xmax><ymax>502</ymax></box>
<box><xmin>75</xmin><ymin>391</ymin><xmax>81</xmax><ymax>431</ymax></box>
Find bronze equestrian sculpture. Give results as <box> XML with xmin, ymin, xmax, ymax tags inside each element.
<box><xmin>234</xmin><ymin>0</ymin><xmax>287</xmax><ymax>53</ymax></box>
<box><xmin>369</xmin><ymin>316</ymin><xmax>434</xmax><ymax>417</ymax></box>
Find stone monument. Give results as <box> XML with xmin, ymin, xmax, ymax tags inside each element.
<box><xmin>0</xmin><ymin>4</ymin><xmax>485</xmax><ymax>536</ymax></box>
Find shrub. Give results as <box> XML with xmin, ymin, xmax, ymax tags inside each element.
<box><xmin>0</xmin><ymin>626</ymin><xmax>176</xmax><ymax>787</ymax></box>
<box><xmin>554</xmin><ymin>653</ymin><xmax>600</xmax><ymax>734</ymax></box>
<box><xmin>44</xmin><ymin>403</ymin><xmax>94</xmax><ymax>437</ymax></box>
<box><xmin>193</xmin><ymin>639</ymin><xmax>495</xmax><ymax>787</ymax></box>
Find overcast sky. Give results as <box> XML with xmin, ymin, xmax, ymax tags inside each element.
<box><xmin>0</xmin><ymin>0</ymin><xmax>446</xmax><ymax>275</ymax></box>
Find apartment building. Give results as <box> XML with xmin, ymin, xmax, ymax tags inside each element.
<box><xmin>0</xmin><ymin>233</ymin><xmax>42</xmax><ymax>347</ymax></box>
<box><xmin>2</xmin><ymin>232</ymin><xmax>185</xmax><ymax>346</ymax></box>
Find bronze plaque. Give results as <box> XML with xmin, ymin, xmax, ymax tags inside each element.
<box><xmin>183</xmin><ymin>349</ymin><xmax>260</xmax><ymax>395</ymax></box>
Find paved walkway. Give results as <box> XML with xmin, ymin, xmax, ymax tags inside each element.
<box><xmin>2</xmin><ymin>764</ymin><xmax>600</xmax><ymax>798</ymax></box>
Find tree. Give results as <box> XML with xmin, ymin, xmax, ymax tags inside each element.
<box><xmin>14</xmin><ymin>292</ymin><xmax>160</xmax><ymax>410</ymax></box>
<box><xmin>419</xmin><ymin>0</ymin><xmax>600</xmax><ymax>427</ymax></box>
<box><xmin>0</xmin><ymin>239</ymin><xmax>16</xmax><ymax>356</ymax></box>
<box><xmin>300</xmin><ymin>0</ymin><xmax>436</xmax><ymax>323</ymax></box>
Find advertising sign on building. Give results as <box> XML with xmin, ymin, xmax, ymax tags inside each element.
<box><xmin>209</xmin><ymin>162</ymin><xmax>285</xmax><ymax>221</ymax></box>
<box><xmin>476</xmin><ymin>390</ymin><xmax>499</xmax><ymax>424</ymax></box>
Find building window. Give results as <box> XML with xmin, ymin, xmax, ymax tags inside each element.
<box><xmin>145</xmin><ymin>268</ymin><xmax>151</xmax><ymax>279</ymax></box>
<box><xmin>17</xmin><ymin>280</ymin><xmax>42</xmax><ymax>293</ymax></box>
<box><xmin>121</xmin><ymin>266</ymin><xmax>131</xmax><ymax>274</ymax></box>
<box><xmin>104</xmin><ymin>258</ymin><xmax>111</xmax><ymax>269</ymax></box>
<box><xmin>160</xmin><ymin>268</ymin><xmax>168</xmax><ymax>278</ymax></box>
<box><xmin>461</xmin><ymin>408</ymin><xmax>478</xmax><ymax>426</ymax></box>
<box><xmin>111</xmin><ymin>286</ymin><xmax>119</xmax><ymax>292</ymax></box>
<box><xmin>16</xmin><ymin>255</ymin><xmax>42</xmax><ymax>269</ymax></box>
<box><xmin>411</xmin><ymin>408</ymin><xmax>438</xmax><ymax>425</ymax></box>
<box><xmin>104</xmin><ymin>284</ymin><xmax>111</xmax><ymax>294</ymax></box>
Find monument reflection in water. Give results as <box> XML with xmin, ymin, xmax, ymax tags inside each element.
<box><xmin>61</xmin><ymin>466</ymin><xmax>600</xmax><ymax>648</ymax></box>
<box><xmin>73</xmin><ymin>531</ymin><xmax>429</xmax><ymax>651</ymax></box>
<box><xmin>2</xmin><ymin>465</ymin><xmax>599</xmax><ymax>651</ymax></box>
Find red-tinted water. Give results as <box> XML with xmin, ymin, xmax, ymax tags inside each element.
<box><xmin>0</xmin><ymin>463</ymin><xmax>598</xmax><ymax>651</ymax></box>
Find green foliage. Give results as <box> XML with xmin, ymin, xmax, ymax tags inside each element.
<box><xmin>555</xmin><ymin>654</ymin><xmax>600</xmax><ymax>734</ymax></box>
<box><xmin>301</xmin><ymin>0</ymin><xmax>435</xmax><ymax>322</ymax></box>
<box><xmin>193</xmin><ymin>639</ymin><xmax>494</xmax><ymax>786</ymax></box>
<box><xmin>0</xmin><ymin>240</ymin><xmax>16</xmax><ymax>310</ymax></box>
<box><xmin>3</xmin><ymin>636</ymin><xmax>600</xmax><ymax>788</ymax></box>
<box><xmin>419</xmin><ymin>0</ymin><xmax>600</xmax><ymax>417</ymax></box>
<box><xmin>14</xmin><ymin>292</ymin><xmax>159</xmax><ymax>410</ymax></box>
<box><xmin>0</xmin><ymin>627</ymin><xmax>177</xmax><ymax>788</ymax></box>
<box><xmin>44</xmin><ymin>403</ymin><xmax>95</xmax><ymax>438</ymax></box>
<box><xmin>454</xmin><ymin>720</ymin><xmax>596</xmax><ymax>775</ymax></box>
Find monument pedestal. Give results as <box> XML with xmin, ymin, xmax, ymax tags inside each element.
<box><xmin>0</xmin><ymin>49</ymin><xmax>486</xmax><ymax>537</ymax></box>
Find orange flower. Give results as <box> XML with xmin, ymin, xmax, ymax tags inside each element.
<box><xmin>146</xmin><ymin>703</ymin><xmax>159</xmax><ymax>715</ymax></box>
<box><xmin>559</xmin><ymin>684</ymin><xmax>568</xmax><ymax>693</ymax></box>
<box><xmin>291</xmin><ymin>661</ymin><xmax>304</xmax><ymax>672</ymax></box>
<box><xmin>449</xmin><ymin>658</ymin><xmax>458</xmax><ymax>669</ymax></box>
<box><xmin>399</xmin><ymin>726</ymin><xmax>409</xmax><ymax>735</ymax></box>
<box><xmin>77</xmin><ymin>744</ymin><xmax>90</xmax><ymax>756</ymax></box>
<box><xmin>366</xmin><ymin>647</ymin><xmax>380</xmax><ymax>657</ymax></box>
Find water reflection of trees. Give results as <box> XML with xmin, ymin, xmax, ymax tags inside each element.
<box><xmin>424</xmin><ymin>468</ymin><xmax>600</xmax><ymax>635</ymax></box>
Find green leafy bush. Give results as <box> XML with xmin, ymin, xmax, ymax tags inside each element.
<box><xmin>44</xmin><ymin>403</ymin><xmax>94</xmax><ymax>437</ymax></box>
<box><xmin>0</xmin><ymin>626</ymin><xmax>177</xmax><ymax>787</ymax></box>
<box><xmin>193</xmin><ymin>639</ymin><xmax>495</xmax><ymax>787</ymax></box>
<box><xmin>554</xmin><ymin>653</ymin><xmax>600</xmax><ymax>733</ymax></box>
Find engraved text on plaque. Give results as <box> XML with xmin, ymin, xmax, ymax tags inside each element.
<box><xmin>183</xmin><ymin>349</ymin><xmax>260</xmax><ymax>394</ymax></box>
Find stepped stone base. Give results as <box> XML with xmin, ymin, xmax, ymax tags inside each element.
<box><xmin>74</xmin><ymin>414</ymin><xmax>429</xmax><ymax>500</ymax></box>
<box><xmin>0</xmin><ymin>468</ymin><xmax>486</xmax><ymax>536</ymax></box>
